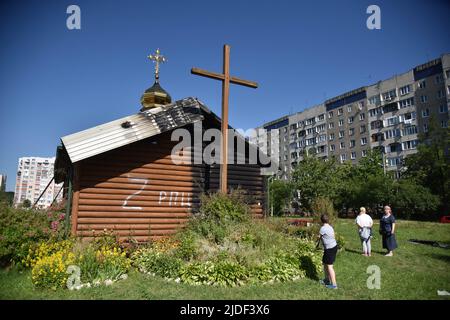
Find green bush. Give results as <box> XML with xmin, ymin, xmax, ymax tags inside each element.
<box><xmin>0</xmin><ymin>204</ymin><xmax>51</xmax><ymax>267</ymax></box>
<box><xmin>132</xmin><ymin>248</ymin><xmax>182</xmax><ymax>279</ymax></box>
<box><xmin>174</xmin><ymin>231</ymin><xmax>198</xmax><ymax>261</ymax></box>
<box><xmin>29</xmin><ymin>238</ymin><xmax>131</xmax><ymax>289</ymax></box>
<box><xmin>199</xmin><ymin>191</ymin><xmax>250</xmax><ymax>224</ymax></box>
<box><xmin>335</xmin><ymin>233</ymin><xmax>346</xmax><ymax>251</ymax></box>
<box><xmin>179</xmin><ymin>260</ymin><xmax>248</xmax><ymax>287</ymax></box>
<box><xmin>295</xmin><ymin>240</ymin><xmax>323</xmax><ymax>280</ymax></box>
<box><xmin>311</xmin><ymin>197</ymin><xmax>337</xmax><ymax>225</ymax></box>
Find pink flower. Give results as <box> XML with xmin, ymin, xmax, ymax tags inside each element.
<box><xmin>59</xmin><ymin>213</ymin><xmax>65</xmax><ymax>221</ymax></box>
<box><xmin>51</xmin><ymin>221</ymin><xmax>59</xmax><ymax>231</ymax></box>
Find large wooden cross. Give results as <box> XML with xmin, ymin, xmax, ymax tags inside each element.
<box><xmin>191</xmin><ymin>44</ymin><xmax>258</xmax><ymax>194</ymax></box>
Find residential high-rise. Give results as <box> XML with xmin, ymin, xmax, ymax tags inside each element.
<box><xmin>0</xmin><ymin>174</ymin><xmax>6</xmax><ymax>192</ymax></box>
<box><xmin>13</xmin><ymin>157</ymin><xmax>63</xmax><ymax>208</ymax></box>
<box><xmin>254</xmin><ymin>53</ymin><xmax>450</xmax><ymax>179</ymax></box>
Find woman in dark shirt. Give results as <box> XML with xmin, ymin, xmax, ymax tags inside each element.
<box><xmin>380</xmin><ymin>206</ymin><xmax>398</xmax><ymax>256</ymax></box>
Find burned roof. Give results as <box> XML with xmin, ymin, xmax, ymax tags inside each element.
<box><xmin>61</xmin><ymin>97</ymin><xmax>206</xmax><ymax>163</ymax></box>
<box><xmin>60</xmin><ymin>97</ymin><xmax>267</xmax><ymax>165</ymax></box>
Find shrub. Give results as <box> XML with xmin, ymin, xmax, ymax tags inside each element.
<box><xmin>199</xmin><ymin>191</ymin><xmax>250</xmax><ymax>224</ymax></box>
<box><xmin>132</xmin><ymin>248</ymin><xmax>182</xmax><ymax>279</ymax></box>
<box><xmin>93</xmin><ymin>245</ymin><xmax>131</xmax><ymax>281</ymax></box>
<box><xmin>29</xmin><ymin>238</ymin><xmax>131</xmax><ymax>288</ymax></box>
<box><xmin>335</xmin><ymin>233</ymin><xmax>346</xmax><ymax>251</ymax></box>
<box><xmin>311</xmin><ymin>197</ymin><xmax>337</xmax><ymax>225</ymax></box>
<box><xmin>179</xmin><ymin>260</ymin><xmax>247</xmax><ymax>287</ymax></box>
<box><xmin>23</xmin><ymin>239</ymin><xmax>74</xmax><ymax>268</ymax></box>
<box><xmin>295</xmin><ymin>239</ymin><xmax>323</xmax><ymax>280</ymax></box>
<box><xmin>0</xmin><ymin>204</ymin><xmax>51</xmax><ymax>267</ymax></box>
<box><xmin>31</xmin><ymin>248</ymin><xmax>76</xmax><ymax>289</ymax></box>
<box><xmin>173</xmin><ymin>231</ymin><xmax>198</xmax><ymax>261</ymax></box>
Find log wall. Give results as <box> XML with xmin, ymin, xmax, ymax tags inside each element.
<box><xmin>72</xmin><ymin>130</ymin><xmax>266</xmax><ymax>241</ymax></box>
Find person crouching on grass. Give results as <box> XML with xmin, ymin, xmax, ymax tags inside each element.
<box><xmin>318</xmin><ymin>214</ymin><xmax>338</xmax><ymax>289</ymax></box>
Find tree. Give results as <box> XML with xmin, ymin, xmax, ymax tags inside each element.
<box><xmin>269</xmin><ymin>179</ymin><xmax>293</xmax><ymax>216</ymax></box>
<box><xmin>403</xmin><ymin>117</ymin><xmax>450</xmax><ymax>213</ymax></box>
<box><xmin>291</xmin><ymin>154</ymin><xmax>343</xmax><ymax>211</ymax></box>
<box><xmin>391</xmin><ymin>179</ymin><xmax>440</xmax><ymax>219</ymax></box>
<box><xmin>22</xmin><ymin>199</ymin><xmax>31</xmax><ymax>208</ymax></box>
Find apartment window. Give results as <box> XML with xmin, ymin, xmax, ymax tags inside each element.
<box><xmin>435</xmin><ymin>74</ymin><xmax>444</xmax><ymax>83</ymax></box>
<box><xmin>358</xmin><ymin>101</ymin><xmax>364</xmax><ymax>109</ymax></box>
<box><xmin>328</xmin><ymin>111</ymin><xmax>333</xmax><ymax>118</ymax></box>
<box><xmin>369</xmin><ymin>107</ymin><xmax>382</xmax><ymax>117</ymax></box>
<box><xmin>420</xmin><ymin>95</ymin><xmax>428</xmax><ymax>103</ymax></box>
<box><xmin>340</xmin><ymin>142</ymin><xmax>345</xmax><ymax>149</ymax></box>
<box><xmin>319</xmin><ymin>134</ymin><xmax>327</xmax><ymax>143</ymax></box>
<box><xmin>305</xmin><ymin>117</ymin><xmax>315</xmax><ymax>126</ymax></box>
<box><xmin>446</xmin><ymin>70</ymin><xmax>450</xmax><ymax>79</ymax></box>
<box><xmin>402</xmin><ymin>140</ymin><xmax>418</xmax><ymax>150</ymax></box>
<box><xmin>350</xmin><ymin>140</ymin><xmax>356</xmax><ymax>148</ymax></box>
<box><xmin>298</xmin><ymin>121</ymin><xmax>304</xmax><ymax>127</ymax></box>
<box><xmin>316</xmin><ymin>124</ymin><xmax>326</xmax><ymax>132</ymax></box>
<box><xmin>361</xmin><ymin>137</ymin><xmax>368</xmax><ymax>145</ymax></box>
<box><xmin>399</xmin><ymin>97</ymin><xmax>414</xmax><ymax>108</ymax></box>
<box><xmin>437</xmin><ymin>89</ymin><xmax>445</xmax><ymax>99</ymax></box>
<box><xmin>361</xmin><ymin>150</ymin><xmax>368</xmax><ymax>157</ymax></box>
<box><xmin>330</xmin><ymin>144</ymin><xmax>335</xmax><ymax>152</ymax></box>
<box><xmin>348</xmin><ymin>116</ymin><xmax>354</xmax><ymax>124</ymax></box>
<box><xmin>328</xmin><ymin>122</ymin><xmax>335</xmax><ymax>129</ymax></box>
<box><xmin>307</xmin><ymin>128</ymin><xmax>314</xmax><ymax>135</ymax></box>
<box><xmin>423</xmin><ymin>123</ymin><xmax>429</xmax><ymax>132</ymax></box>
<box><xmin>349</xmin><ymin>128</ymin><xmax>355</xmax><ymax>136</ymax></box>
<box><xmin>340</xmin><ymin>154</ymin><xmax>347</xmax><ymax>163</ymax></box>
<box><xmin>387</xmin><ymin>157</ymin><xmax>402</xmax><ymax>167</ymax></box>
<box><xmin>386</xmin><ymin>116</ymin><xmax>399</xmax><ymax>126</ymax></box>
<box><xmin>339</xmin><ymin>119</ymin><xmax>344</xmax><ymax>127</ymax></box>
<box><xmin>440</xmin><ymin>104</ymin><xmax>448</xmax><ymax>113</ymax></box>
<box><xmin>359</xmin><ymin>113</ymin><xmax>365</xmax><ymax>121</ymax></box>
<box><xmin>368</xmin><ymin>95</ymin><xmax>380</xmax><ymax>105</ymax></box>
<box><xmin>339</xmin><ymin>130</ymin><xmax>345</xmax><ymax>138</ymax></box>
<box><xmin>403</xmin><ymin>112</ymin><xmax>416</xmax><ymax>121</ymax></box>
<box><xmin>382</xmin><ymin>89</ymin><xmax>397</xmax><ymax>101</ymax></box>
<box><xmin>318</xmin><ymin>114</ymin><xmax>325</xmax><ymax>121</ymax></box>
<box><xmin>329</xmin><ymin>133</ymin><xmax>335</xmax><ymax>141</ymax></box>
<box><xmin>421</xmin><ymin>108</ymin><xmax>430</xmax><ymax>118</ymax></box>
<box><xmin>442</xmin><ymin>120</ymin><xmax>448</xmax><ymax>128</ymax></box>
<box><xmin>360</xmin><ymin>125</ymin><xmax>366</xmax><ymax>133</ymax></box>
<box><xmin>306</xmin><ymin>137</ymin><xmax>316</xmax><ymax>146</ymax></box>
<box><xmin>347</xmin><ymin>105</ymin><xmax>352</xmax><ymax>113</ymax></box>
<box><xmin>338</xmin><ymin>108</ymin><xmax>343</xmax><ymax>116</ymax></box>
<box><xmin>399</xmin><ymin>85</ymin><xmax>411</xmax><ymax>96</ymax></box>
<box><xmin>351</xmin><ymin>152</ymin><xmax>356</xmax><ymax>160</ymax></box>
<box><xmin>385</xmin><ymin>129</ymin><xmax>401</xmax><ymax>139</ymax></box>
<box><xmin>402</xmin><ymin>125</ymin><xmax>418</xmax><ymax>136</ymax></box>
<box><xmin>418</xmin><ymin>80</ymin><xmax>426</xmax><ymax>89</ymax></box>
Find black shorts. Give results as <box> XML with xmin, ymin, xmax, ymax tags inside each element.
<box><xmin>322</xmin><ymin>245</ymin><xmax>338</xmax><ymax>265</ymax></box>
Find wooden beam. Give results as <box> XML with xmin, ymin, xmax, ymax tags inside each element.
<box><xmin>191</xmin><ymin>67</ymin><xmax>258</xmax><ymax>88</ymax></box>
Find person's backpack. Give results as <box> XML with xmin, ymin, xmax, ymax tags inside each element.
<box><xmin>359</xmin><ymin>227</ymin><xmax>372</xmax><ymax>241</ymax></box>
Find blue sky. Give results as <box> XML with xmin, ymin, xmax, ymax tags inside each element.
<box><xmin>0</xmin><ymin>0</ymin><xmax>449</xmax><ymax>191</ymax></box>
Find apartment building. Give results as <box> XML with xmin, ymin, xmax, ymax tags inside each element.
<box><xmin>13</xmin><ymin>156</ymin><xmax>63</xmax><ymax>208</ymax></box>
<box><xmin>254</xmin><ymin>53</ymin><xmax>450</xmax><ymax>179</ymax></box>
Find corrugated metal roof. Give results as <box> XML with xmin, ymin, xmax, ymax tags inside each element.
<box><xmin>61</xmin><ymin>97</ymin><xmax>205</xmax><ymax>163</ymax></box>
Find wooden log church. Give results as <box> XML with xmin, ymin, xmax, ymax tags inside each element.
<box><xmin>54</xmin><ymin>49</ymin><xmax>271</xmax><ymax>242</ymax></box>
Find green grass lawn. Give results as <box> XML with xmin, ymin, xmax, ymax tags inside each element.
<box><xmin>1</xmin><ymin>219</ymin><xmax>449</xmax><ymax>300</ymax></box>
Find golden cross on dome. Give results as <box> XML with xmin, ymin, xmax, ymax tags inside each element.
<box><xmin>147</xmin><ymin>48</ymin><xmax>167</xmax><ymax>82</ymax></box>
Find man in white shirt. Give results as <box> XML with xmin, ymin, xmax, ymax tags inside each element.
<box><xmin>356</xmin><ymin>207</ymin><xmax>373</xmax><ymax>256</ymax></box>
